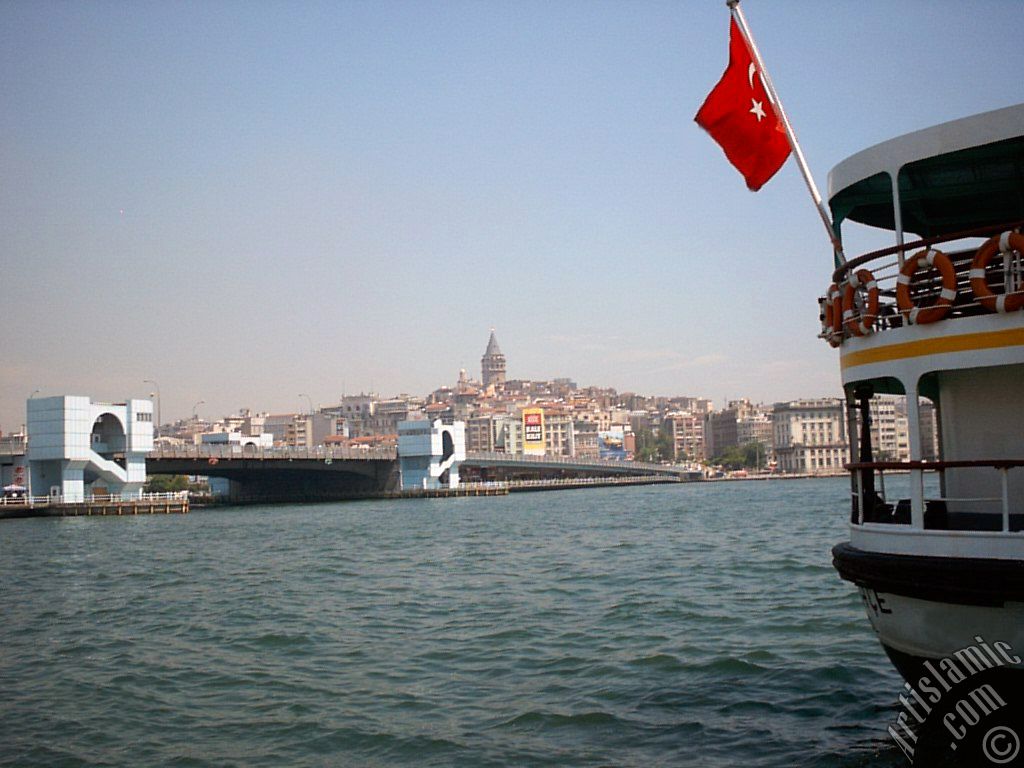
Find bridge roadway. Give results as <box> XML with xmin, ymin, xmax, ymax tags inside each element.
<box><xmin>146</xmin><ymin>444</ymin><xmax>701</xmax><ymax>502</ymax></box>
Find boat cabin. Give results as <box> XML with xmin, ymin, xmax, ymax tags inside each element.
<box><xmin>822</xmin><ymin>104</ymin><xmax>1024</xmax><ymax>557</ymax></box>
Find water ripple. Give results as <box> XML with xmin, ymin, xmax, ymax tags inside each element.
<box><xmin>1</xmin><ymin>479</ymin><xmax>908</xmax><ymax>767</ymax></box>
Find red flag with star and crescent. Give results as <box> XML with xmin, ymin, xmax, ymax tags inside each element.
<box><xmin>695</xmin><ymin>18</ymin><xmax>791</xmax><ymax>191</ymax></box>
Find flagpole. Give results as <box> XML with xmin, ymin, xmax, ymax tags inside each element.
<box><xmin>727</xmin><ymin>0</ymin><xmax>846</xmax><ymax>263</ymax></box>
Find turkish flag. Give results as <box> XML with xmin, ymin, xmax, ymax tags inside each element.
<box><xmin>695</xmin><ymin>18</ymin><xmax>791</xmax><ymax>191</ymax></box>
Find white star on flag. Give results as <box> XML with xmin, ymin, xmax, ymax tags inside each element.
<box><xmin>749</xmin><ymin>99</ymin><xmax>766</xmax><ymax>121</ymax></box>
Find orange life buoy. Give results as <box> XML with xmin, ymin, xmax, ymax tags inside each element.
<box><xmin>208</xmin><ymin>457</ymin><xmax>219</xmax><ymax>466</ymax></box>
<box><xmin>896</xmin><ymin>248</ymin><xmax>958</xmax><ymax>324</ymax></box>
<box><xmin>970</xmin><ymin>231</ymin><xmax>1024</xmax><ymax>313</ymax></box>
<box><xmin>842</xmin><ymin>269</ymin><xmax>879</xmax><ymax>336</ymax></box>
<box><xmin>822</xmin><ymin>283</ymin><xmax>843</xmax><ymax>346</ymax></box>
<box><xmin>829</xmin><ymin>283</ymin><xmax>844</xmax><ymax>345</ymax></box>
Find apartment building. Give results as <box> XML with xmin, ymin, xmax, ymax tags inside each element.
<box><xmin>772</xmin><ymin>399</ymin><xmax>849</xmax><ymax>475</ymax></box>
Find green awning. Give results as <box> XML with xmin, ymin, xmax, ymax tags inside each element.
<box><xmin>830</xmin><ymin>136</ymin><xmax>1024</xmax><ymax>239</ymax></box>
<box><xmin>897</xmin><ymin>136</ymin><xmax>1024</xmax><ymax>237</ymax></box>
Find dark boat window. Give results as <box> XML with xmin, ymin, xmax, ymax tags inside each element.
<box><xmin>897</xmin><ymin>136</ymin><xmax>1024</xmax><ymax>238</ymax></box>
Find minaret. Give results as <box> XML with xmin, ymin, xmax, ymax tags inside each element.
<box><xmin>481</xmin><ymin>329</ymin><xmax>506</xmax><ymax>391</ymax></box>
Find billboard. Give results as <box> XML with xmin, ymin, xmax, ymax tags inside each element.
<box><xmin>522</xmin><ymin>408</ymin><xmax>545</xmax><ymax>455</ymax></box>
<box><xmin>598</xmin><ymin>428</ymin><xmax>627</xmax><ymax>460</ymax></box>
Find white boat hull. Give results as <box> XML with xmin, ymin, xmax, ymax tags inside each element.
<box><xmin>857</xmin><ymin>586</ymin><xmax>1024</xmax><ymax>671</ymax></box>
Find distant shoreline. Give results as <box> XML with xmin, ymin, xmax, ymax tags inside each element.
<box><xmin>705</xmin><ymin>472</ymin><xmax>847</xmax><ymax>482</ymax></box>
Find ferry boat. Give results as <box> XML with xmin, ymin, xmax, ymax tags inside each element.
<box><xmin>822</xmin><ymin>105</ymin><xmax>1024</xmax><ymax>692</ymax></box>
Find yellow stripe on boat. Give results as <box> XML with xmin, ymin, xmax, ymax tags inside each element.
<box><xmin>840</xmin><ymin>327</ymin><xmax>1024</xmax><ymax>369</ymax></box>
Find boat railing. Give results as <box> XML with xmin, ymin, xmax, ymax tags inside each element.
<box><xmin>847</xmin><ymin>459</ymin><xmax>1024</xmax><ymax>533</ymax></box>
<box><xmin>821</xmin><ymin>220</ymin><xmax>1024</xmax><ymax>343</ymax></box>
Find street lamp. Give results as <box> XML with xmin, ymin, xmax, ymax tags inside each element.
<box><xmin>192</xmin><ymin>400</ymin><xmax>205</xmax><ymax>421</ymax></box>
<box><xmin>143</xmin><ymin>379</ymin><xmax>161</xmax><ymax>437</ymax></box>
<box><xmin>298</xmin><ymin>393</ymin><xmax>314</xmax><ymax>414</ymax></box>
<box><xmin>25</xmin><ymin>390</ymin><xmax>40</xmax><ymax>500</ymax></box>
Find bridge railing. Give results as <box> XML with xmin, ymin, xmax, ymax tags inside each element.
<box><xmin>450</xmin><ymin>476</ymin><xmax>680</xmax><ymax>492</ymax></box>
<box><xmin>464</xmin><ymin>450</ymin><xmax>698</xmax><ymax>475</ymax></box>
<box><xmin>504</xmin><ymin>475</ymin><xmax>679</xmax><ymax>488</ymax></box>
<box><xmin>0</xmin><ymin>439</ymin><xmax>27</xmax><ymax>457</ymax></box>
<box><xmin>150</xmin><ymin>444</ymin><xmax>398</xmax><ymax>461</ymax></box>
<box><xmin>147</xmin><ymin>443</ymin><xmax>701</xmax><ymax>477</ymax></box>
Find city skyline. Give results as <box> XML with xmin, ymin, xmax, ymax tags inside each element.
<box><xmin>2</xmin><ymin>327</ymin><xmax>840</xmax><ymax>431</ymax></box>
<box><xmin>3</xmin><ymin>1</ymin><xmax>1022</xmax><ymax>428</ymax></box>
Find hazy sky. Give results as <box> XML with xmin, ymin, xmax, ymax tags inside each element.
<box><xmin>2</xmin><ymin>0</ymin><xmax>1021</xmax><ymax>427</ymax></box>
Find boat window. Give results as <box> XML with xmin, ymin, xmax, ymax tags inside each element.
<box><xmin>897</xmin><ymin>136</ymin><xmax>1024</xmax><ymax>238</ymax></box>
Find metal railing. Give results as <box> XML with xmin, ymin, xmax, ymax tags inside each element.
<box><xmin>821</xmin><ymin>221</ymin><xmax>1024</xmax><ymax>344</ymax></box>
<box><xmin>847</xmin><ymin>459</ymin><xmax>1024</xmax><ymax>533</ymax></box>
<box><xmin>150</xmin><ymin>444</ymin><xmax>398</xmax><ymax>461</ymax></box>
<box><xmin>464</xmin><ymin>450</ymin><xmax>699</xmax><ymax>475</ymax></box>
<box><xmin>452</xmin><ymin>481</ymin><xmax>509</xmax><ymax>491</ymax></box>
<box><xmin>0</xmin><ymin>439</ymin><xmax>27</xmax><ymax>457</ymax></box>
<box><xmin>831</xmin><ymin>220</ymin><xmax>1024</xmax><ymax>284</ymax></box>
<box><xmin>504</xmin><ymin>475</ymin><xmax>678</xmax><ymax>488</ymax></box>
<box><xmin>1</xmin><ymin>491</ymin><xmax>188</xmax><ymax>507</ymax></box>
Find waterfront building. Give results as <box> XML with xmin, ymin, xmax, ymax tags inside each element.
<box><xmin>506</xmin><ymin>407</ymin><xmax>576</xmax><ymax>457</ymax></box>
<box><xmin>661</xmin><ymin>396</ymin><xmax>714</xmax><ymax>417</ymax></box>
<box><xmin>26</xmin><ymin>395</ymin><xmax>153</xmax><ymax>501</ymax></box>
<box><xmin>481</xmin><ymin>330</ymin><xmax>506</xmax><ymax>392</ymax></box>
<box><xmin>738</xmin><ymin>409</ymin><xmax>774</xmax><ymax>451</ymax></box>
<box><xmin>628</xmin><ymin>411</ymin><xmax>654</xmax><ymax>433</ymax></box>
<box><xmin>772</xmin><ymin>399</ymin><xmax>849</xmax><ymax>475</ymax></box>
<box><xmin>705</xmin><ymin>409</ymin><xmax>739</xmax><ymax>460</ymax></box>
<box><xmin>309</xmin><ymin>413</ymin><xmax>344</xmax><ymax>446</ymax></box>
<box><xmin>346</xmin><ymin>398</ymin><xmax>414</xmax><ymax>438</ymax></box>
<box><xmin>218</xmin><ymin>409</ymin><xmax>268</xmax><ymax>437</ymax></box>
<box><xmin>917</xmin><ymin>399</ymin><xmax>940</xmax><ymax>461</ymax></box>
<box><xmin>164</xmin><ymin>416</ymin><xmax>211</xmax><ymax>444</ymax></box>
<box><xmin>397</xmin><ymin>420</ymin><xmax>465</xmax><ymax>490</ymax></box>
<box><xmin>569</xmin><ymin>403</ymin><xmax>609</xmax><ymax>430</ymax></box>
<box><xmin>542</xmin><ymin>410</ymin><xmax>576</xmax><ymax>457</ymax></box>
<box><xmin>263</xmin><ymin>412</ymin><xmax>341</xmax><ymax>448</ymax></box>
<box><xmin>263</xmin><ymin>413</ymin><xmax>306</xmax><ymax>447</ymax></box>
<box><xmin>573</xmin><ymin>421</ymin><xmax>600</xmax><ymax>460</ymax></box>
<box><xmin>323</xmin><ymin>394</ymin><xmax>420</xmax><ymax>440</ymax></box>
<box><xmin>464</xmin><ymin>413</ymin><xmax>511</xmax><ymax>453</ymax></box>
<box><xmin>664</xmin><ymin>411</ymin><xmax>705</xmax><ymax>462</ymax></box>
<box><xmin>423</xmin><ymin>402</ymin><xmax>452</xmax><ymax>424</ymax></box>
<box><xmin>867</xmin><ymin>396</ymin><xmax>910</xmax><ymax>463</ymax></box>
<box><xmin>706</xmin><ymin>400</ymin><xmax>775</xmax><ymax>460</ymax></box>
<box><xmin>334</xmin><ymin>393</ymin><xmax>379</xmax><ymax>424</ymax></box>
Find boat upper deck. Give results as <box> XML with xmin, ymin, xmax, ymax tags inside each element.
<box><xmin>823</xmin><ymin>107</ymin><xmax>1024</xmax><ymax>559</ymax></box>
<box><xmin>828</xmin><ymin>104</ymin><xmax>1024</xmax><ymax>244</ymax></box>
<box><xmin>820</xmin><ymin>104</ymin><xmax>1024</xmax><ymax>371</ymax></box>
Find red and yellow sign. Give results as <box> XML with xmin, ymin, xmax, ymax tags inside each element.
<box><xmin>522</xmin><ymin>408</ymin><xmax>545</xmax><ymax>455</ymax></box>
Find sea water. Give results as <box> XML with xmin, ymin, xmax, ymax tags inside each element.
<box><xmin>0</xmin><ymin>477</ymin><xmax>912</xmax><ymax>767</ymax></box>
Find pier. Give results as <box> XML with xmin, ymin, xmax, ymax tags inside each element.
<box><xmin>0</xmin><ymin>492</ymin><xmax>189</xmax><ymax>519</ymax></box>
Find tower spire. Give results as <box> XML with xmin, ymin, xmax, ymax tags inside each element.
<box><xmin>481</xmin><ymin>329</ymin><xmax>506</xmax><ymax>391</ymax></box>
